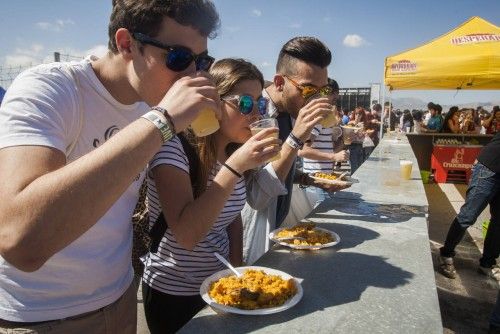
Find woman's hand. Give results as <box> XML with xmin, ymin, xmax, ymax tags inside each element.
<box><xmin>226</xmin><ymin>127</ymin><xmax>282</xmax><ymax>173</ymax></box>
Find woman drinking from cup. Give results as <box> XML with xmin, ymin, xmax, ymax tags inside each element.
<box><xmin>141</xmin><ymin>58</ymin><xmax>283</xmax><ymax>333</ymax></box>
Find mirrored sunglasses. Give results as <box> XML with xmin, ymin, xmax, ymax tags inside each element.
<box><xmin>222</xmin><ymin>95</ymin><xmax>268</xmax><ymax>116</ymax></box>
<box><xmin>284</xmin><ymin>75</ymin><xmax>333</xmax><ymax>100</ymax></box>
<box><xmin>132</xmin><ymin>32</ymin><xmax>215</xmax><ymax>72</ymax></box>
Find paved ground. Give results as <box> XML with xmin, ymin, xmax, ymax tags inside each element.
<box><xmin>136</xmin><ymin>181</ymin><xmax>498</xmax><ymax>334</ymax></box>
<box><xmin>426</xmin><ymin>183</ymin><xmax>497</xmax><ymax>334</ymax></box>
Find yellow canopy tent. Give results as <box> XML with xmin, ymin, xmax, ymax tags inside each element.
<box><xmin>384</xmin><ymin>16</ymin><xmax>500</xmax><ymax>90</ymax></box>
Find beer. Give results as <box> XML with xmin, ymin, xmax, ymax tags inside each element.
<box><xmin>250</xmin><ymin>119</ymin><xmax>281</xmax><ymax>162</ymax></box>
<box><xmin>191</xmin><ymin>108</ymin><xmax>220</xmax><ymax>137</ymax></box>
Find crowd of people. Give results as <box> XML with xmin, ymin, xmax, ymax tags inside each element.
<box><xmin>0</xmin><ymin>1</ymin><xmax>498</xmax><ymax>333</ymax></box>
<box><xmin>382</xmin><ymin>102</ymin><xmax>500</xmax><ymax>135</ymax></box>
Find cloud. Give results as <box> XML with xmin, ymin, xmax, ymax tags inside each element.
<box><xmin>343</xmin><ymin>34</ymin><xmax>368</xmax><ymax>48</ymax></box>
<box><xmin>252</xmin><ymin>9</ymin><xmax>262</xmax><ymax>17</ymax></box>
<box><xmin>2</xmin><ymin>43</ymin><xmax>108</xmax><ymax>67</ymax></box>
<box><xmin>3</xmin><ymin>44</ymin><xmax>45</xmax><ymax>67</ymax></box>
<box><xmin>261</xmin><ymin>61</ymin><xmax>271</xmax><ymax>67</ymax></box>
<box><xmin>323</xmin><ymin>16</ymin><xmax>332</xmax><ymax>23</ymax></box>
<box><xmin>36</xmin><ymin>19</ymin><xmax>75</xmax><ymax>32</ymax></box>
<box><xmin>289</xmin><ymin>23</ymin><xmax>302</xmax><ymax>29</ymax></box>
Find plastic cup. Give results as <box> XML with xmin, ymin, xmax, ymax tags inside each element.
<box><xmin>400</xmin><ymin>160</ymin><xmax>413</xmax><ymax>180</ymax></box>
<box><xmin>341</xmin><ymin>125</ymin><xmax>360</xmax><ymax>145</ymax></box>
<box><xmin>250</xmin><ymin>118</ymin><xmax>281</xmax><ymax>162</ymax></box>
<box><xmin>191</xmin><ymin>108</ymin><xmax>220</xmax><ymax>137</ymax></box>
<box><xmin>420</xmin><ymin>170</ymin><xmax>430</xmax><ymax>184</ymax></box>
<box><xmin>406</xmin><ymin>126</ymin><xmax>411</xmax><ymax>133</ymax></box>
<box><xmin>320</xmin><ymin>106</ymin><xmax>340</xmax><ymax>128</ymax></box>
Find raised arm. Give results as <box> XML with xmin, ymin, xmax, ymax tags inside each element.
<box><xmin>0</xmin><ymin>74</ymin><xmax>220</xmax><ymax>272</ymax></box>
<box><xmin>153</xmin><ymin>129</ymin><xmax>279</xmax><ymax>251</ymax></box>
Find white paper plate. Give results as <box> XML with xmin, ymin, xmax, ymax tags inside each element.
<box><xmin>269</xmin><ymin>227</ymin><xmax>340</xmax><ymax>250</ymax></box>
<box><xmin>200</xmin><ymin>266</ymin><xmax>303</xmax><ymax>315</ymax></box>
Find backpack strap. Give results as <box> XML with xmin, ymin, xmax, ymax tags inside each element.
<box><xmin>149</xmin><ymin>133</ymin><xmax>200</xmax><ymax>253</ymax></box>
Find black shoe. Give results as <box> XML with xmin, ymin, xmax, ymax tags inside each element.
<box><xmin>438</xmin><ymin>255</ymin><xmax>457</xmax><ymax>279</ymax></box>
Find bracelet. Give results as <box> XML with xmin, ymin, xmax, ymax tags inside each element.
<box><xmin>151</xmin><ymin>106</ymin><xmax>177</xmax><ymax>134</ymax></box>
<box><xmin>288</xmin><ymin>132</ymin><xmax>304</xmax><ymax>149</ymax></box>
<box><xmin>141</xmin><ymin>110</ymin><xmax>174</xmax><ymax>143</ymax></box>
<box><xmin>223</xmin><ymin>163</ymin><xmax>242</xmax><ymax>178</ymax></box>
<box><xmin>285</xmin><ymin>133</ymin><xmax>304</xmax><ymax>150</ymax></box>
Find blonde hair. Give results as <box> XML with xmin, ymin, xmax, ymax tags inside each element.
<box><xmin>185</xmin><ymin>58</ymin><xmax>264</xmax><ymax>197</ymax></box>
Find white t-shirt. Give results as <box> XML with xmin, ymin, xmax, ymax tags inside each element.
<box><xmin>143</xmin><ymin>136</ymin><xmax>246</xmax><ymax>295</ymax></box>
<box><xmin>0</xmin><ymin>58</ymin><xmax>149</xmax><ymax>321</ymax></box>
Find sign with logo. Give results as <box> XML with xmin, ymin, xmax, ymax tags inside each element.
<box><xmin>390</xmin><ymin>60</ymin><xmax>417</xmax><ymax>75</ymax></box>
<box><xmin>451</xmin><ymin>33</ymin><xmax>500</xmax><ymax>45</ymax></box>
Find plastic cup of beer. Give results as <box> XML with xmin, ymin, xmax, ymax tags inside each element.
<box><xmin>400</xmin><ymin>160</ymin><xmax>413</xmax><ymax>180</ymax></box>
<box><xmin>191</xmin><ymin>107</ymin><xmax>220</xmax><ymax>137</ymax></box>
<box><xmin>250</xmin><ymin>118</ymin><xmax>281</xmax><ymax>162</ymax></box>
<box><xmin>320</xmin><ymin>106</ymin><xmax>340</xmax><ymax>128</ymax></box>
<box><xmin>341</xmin><ymin>125</ymin><xmax>358</xmax><ymax>145</ymax></box>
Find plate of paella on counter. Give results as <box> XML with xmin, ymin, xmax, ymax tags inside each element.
<box><xmin>269</xmin><ymin>222</ymin><xmax>340</xmax><ymax>250</ymax></box>
<box><xmin>200</xmin><ymin>266</ymin><xmax>303</xmax><ymax>315</ymax></box>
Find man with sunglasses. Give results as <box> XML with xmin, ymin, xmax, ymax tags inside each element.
<box><xmin>242</xmin><ymin>37</ymin><xmax>350</xmax><ymax>265</ymax></box>
<box><xmin>0</xmin><ymin>1</ymin><xmax>220</xmax><ymax>332</ymax></box>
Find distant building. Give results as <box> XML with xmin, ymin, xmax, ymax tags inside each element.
<box><xmin>337</xmin><ymin>83</ymin><xmax>380</xmax><ymax>111</ymax></box>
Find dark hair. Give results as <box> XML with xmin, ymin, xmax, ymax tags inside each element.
<box><xmin>411</xmin><ymin>110</ymin><xmax>423</xmax><ymax>122</ymax></box>
<box><xmin>373</xmin><ymin>103</ymin><xmax>382</xmax><ymax>112</ymax></box>
<box><xmin>328</xmin><ymin>78</ymin><xmax>339</xmax><ymax>92</ymax></box>
<box><xmin>276</xmin><ymin>36</ymin><xmax>331</xmax><ymax>75</ymax></box>
<box><xmin>436</xmin><ymin>104</ymin><xmax>443</xmax><ymax>113</ymax></box>
<box><xmin>493</xmin><ymin>105</ymin><xmax>500</xmax><ymax>113</ymax></box>
<box><xmin>108</xmin><ymin>0</ymin><xmax>220</xmax><ymax>54</ymax></box>
<box><xmin>442</xmin><ymin>106</ymin><xmax>460</xmax><ymax>133</ymax></box>
<box><xmin>427</xmin><ymin>102</ymin><xmax>436</xmax><ymax>110</ymax></box>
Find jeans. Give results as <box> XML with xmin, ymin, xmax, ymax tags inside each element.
<box><xmin>348</xmin><ymin>143</ymin><xmax>364</xmax><ymax>175</ymax></box>
<box><xmin>492</xmin><ymin>290</ymin><xmax>500</xmax><ymax>329</ymax></box>
<box><xmin>440</xmin><ymin>162</ymin><xmax>500</xmax><ymax>268</ymax></box>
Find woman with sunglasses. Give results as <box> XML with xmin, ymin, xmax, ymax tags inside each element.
<box><xmin>141</xmin><ymin>58</ymin><xmax>285</xmax><ymax>334</ymax></box>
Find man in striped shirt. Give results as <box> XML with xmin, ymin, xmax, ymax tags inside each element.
<box><xmin>299</xmin><ymin>79</ymin><xmax>349</xmax><ymax>207</ymax></box>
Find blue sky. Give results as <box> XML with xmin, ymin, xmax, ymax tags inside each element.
<box><xmin>1</xmin><ymin>0</ymin><xmax>499</xmax><ymax>105</ymax></box>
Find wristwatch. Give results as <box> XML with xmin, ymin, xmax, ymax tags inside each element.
<box><xmin>141</xmin><ymin>109</ymin><xmax>175</xmax><ymax>143</ymax></box>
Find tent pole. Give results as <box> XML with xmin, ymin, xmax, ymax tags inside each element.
<box><xmin>380</xmin><ymin>86</ymin><xmax>386</xmax><ymax>139</ymax></box>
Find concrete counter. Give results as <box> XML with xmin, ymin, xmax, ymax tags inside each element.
<box><xmin>180</xmin><ymin>135</ymin><xmax>442</xmax><ymax>334</ymax></box>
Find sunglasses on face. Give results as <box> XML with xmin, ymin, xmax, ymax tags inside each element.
<box><xmin>284</xmin><ymin>75</ymin><xmax>333</xmax><ymax>100</ymax></box>
<box><xmin>222</xmin><ymin>95</ymin><xmax>268</xmax><ymax>116</ymax></box>
<box><xmin>131</xmin><ymin>32</ymin><xmax>215</xmax><ymax>72</ymax></box>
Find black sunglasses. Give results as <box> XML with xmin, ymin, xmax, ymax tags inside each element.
<box><xmin>222</xmin><ymin>95</ymin><xmax>268</xmax><ymax>116</ymax></box>
<box><xmin>131</xmin><ymin>32</ymin><xmax>215</xmax><ymax>72</ymax></box>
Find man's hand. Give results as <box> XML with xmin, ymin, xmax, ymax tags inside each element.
<box><xmin>291</xmin><ymin>98</ymin><xmax>330</xmax><ymax>142</ymax></box>
<box><xmin>332</xmin><ymin>150</ymin><xmax>349</xmax><ymax>162</ymax></box>
<box><xmin>157</xmin><ymin>72</ymin><xmax>221</xmax><ymax>133</ymax></box>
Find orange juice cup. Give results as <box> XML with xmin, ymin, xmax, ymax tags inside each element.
<box><xmin>191</xmin><ymin>108</ymin><xmax>220</xmax><ymax>137</ymax></box>
<box><xmin>400</xmin><ymin>160</ymin><xmax>413</xmax><ymax>180</ymax></box>
<box><xmin>250</xmin><ymin>119</ymin><xmax>281</xmax><ymax>162</ymax></box>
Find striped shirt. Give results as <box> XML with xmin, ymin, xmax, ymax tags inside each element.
<box><xmin>302</xmin><ymin>125</ymin><xmax>338</xmax><ymax>173</ymax></box>
<box><xmin>142</xmin><ymin>136</ymin><xmax>246</xmax><ymax>295</ymax></box>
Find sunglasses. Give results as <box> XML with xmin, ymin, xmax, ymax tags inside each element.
<box><xmin>222</xmin><ymin>95</ymin><xmax>268</xmax><ymax>116</ymax></box>
<box><xmin>131</xmin><ymin>32</ymin><xmax>215</xmax><ymax>72</ymax></box>
<box><xmin>284</xmin><ymin>75</ymin><xmax>333</xmax><ymax>100</ymax></box>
